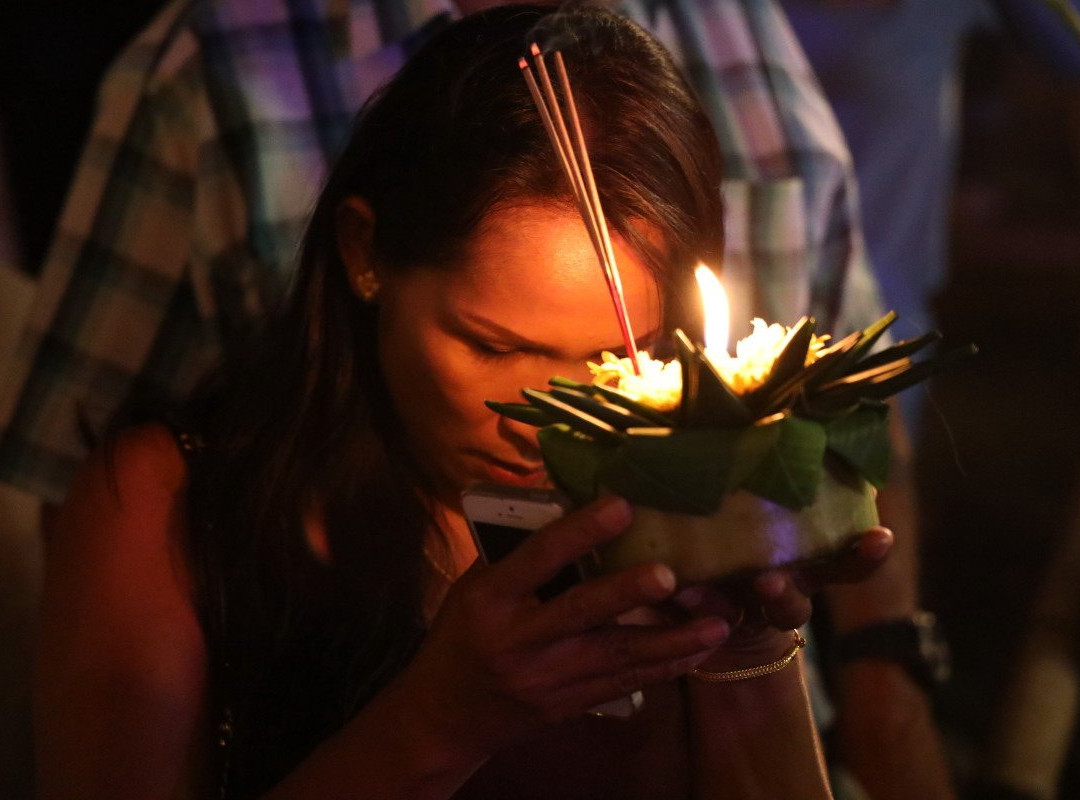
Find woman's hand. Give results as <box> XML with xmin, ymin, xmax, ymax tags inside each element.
<box><xmin>392</xmin><ymin>496</ymin><xmax>730</xmax><ymax>763</ymax></box>
<box><xmin>670</xmin><ymin>526</ymin><xmax>894</xmax><ymax>671</ymax></box>
<box><xmin>672</xmin><ymin>534</ymin><xmax>895</xmax><ymax>800</ymax></box>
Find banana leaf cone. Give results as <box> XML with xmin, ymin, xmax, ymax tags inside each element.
<box><xmin>487</xmin><ymin>312</ymin><xmax>975</xmax><ymax>585</ymax></box>
<box><xmin>597</xmin><ymin>457</ymin><xmax>878</xmax><ymax>583</ymax></box>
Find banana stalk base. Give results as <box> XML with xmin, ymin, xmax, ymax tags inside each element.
<box><xmin>598</xmin><ymin>464</ymin><xmax>879</xmax><ymax>584</ymax></box>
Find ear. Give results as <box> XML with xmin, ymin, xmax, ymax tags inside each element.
<box><xmin>337</xmin><ymin>196</ymin><xmax>378</xmax><ymax>299</ymax></box>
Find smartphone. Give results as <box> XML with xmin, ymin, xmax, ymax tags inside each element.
<box><xmin>461</xmin><ymin>482</ymin><xmax>644</xmax><ymax>720</ymax></box>
<box><xmin>462</xmin><ymin>483</ymin><xmax>584</xmax><ymax>602</ymax></box>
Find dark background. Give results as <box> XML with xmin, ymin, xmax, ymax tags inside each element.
<box><xmin>922</xmin><ymin>27</ymin><xmax>1080</xmax><ymax>795</ymax></box>
<box><xmin>0</xmin><ymin>3</ymin><xmax>166</xmax><ymax>273</ymax></box>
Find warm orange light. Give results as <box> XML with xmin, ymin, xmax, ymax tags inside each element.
<box><xmin>694</xmin><ymin>265</ymin><xmax>729</xmax><ymax>355</ymax></box>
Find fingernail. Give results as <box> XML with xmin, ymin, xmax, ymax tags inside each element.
<box><xmin>863</xmin><ymin>528</ymin><xmax>893</xmax><ymax>559</ymax></box>
<box><xmin>593</xmin><ymin>496</ymin><xmax>632</xmax><ymax>533</ymax></box>
<box><xmin>645</xmin><ymin>564</ymin><xmax>676</xmax><ymax>595</ymax></box>
<box><xmin>697</xmin><ymin>617</ymin><xmax>729</xmax><ymax>647</ymax></box>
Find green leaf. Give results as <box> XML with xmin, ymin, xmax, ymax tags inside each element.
<box><xmin>522</xmin><ymin>389</ymin><xmax>623</xmax><ymax>444</ymax></box>
<box><xmin>537</xmin><ymin>424</ymin><xmax>613</xmax><ymax>504</ymax></box>
<box><xmin>819</xmin><ymin>330</ymin><xmax>863</xmax><ymax>357</ymax></box>
<box><xmin>745</xmin><ymin>316</ymin><xmax>816</xmax><ymax>413</ymax></box>
<box><xmin>810</xmin><ymin>312</ymin><xmax>897</xmax><ymax>390</ymax></box>
<box><xmin>848</xmin><ymin>311</ymin><xmax>898</xmax><ymax>364</ymax></box>
<box><xmin>853</xmin><ymin>331</ymin><xmax>942</xmax><ymax>372</ymax></box>
<box><xmin>739</xmin><ymin>415</ymin><xmax>827</xmax><ymax>510</ymax></box>
<box><xmin>673</xmin><ymin>329</ymin><xmax>752</xmax><ymax>428</ymax></box>
<box><xmin>811</xmin><ymin>343</ymin><xmax>977</xmax><ymax>411</ymax></box>
<box><xmin>598</xmin><ymin>427</ymin><xmax>748</xmax><ymax>514</ymax></box>
<box><xmin>761</xmin><ymin>344</ymin><xmax>855</xmax><ymax>414</ymax></box>
<box><xmin>484</xmin><ymin>400</ymin><xmax>553</xmax><ymax>427</ymax></box>
<box><xmin>548</xmin><ymin>375</ymin><xmax>596</xmax><ymax>393</ymax></box>
<box><xmin>592</xmin><ymin>384</ymin><xmax>676</xmax><ymax>427</ymax></box>
<box><xmin>816</xmin><ymin>357</ymin><xmax>913</xmax><ymax>397</ymax></box>
<box><xmin>824</xmin><ymin>403</ymin><xmax>891</xmax><ymax>487</ymax></box>
<box><xmin>549</xmin><ymin>387</ymin><xmax>654</xmax><ymax>430</ymax></box>
<box><xmin>724</xmin><ymin>416</ymin><xmax>784</xmax><ymax>490</ymax></box>
<box><xmin>802</xmin><ymin>331</ymin><xmax>863</xmax><ymax>391</ymax></box>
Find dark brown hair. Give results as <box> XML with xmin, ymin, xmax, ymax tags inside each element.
<box><xmin>182</xmin><ymin>5</ymin><xmax>724</xmax><ymax>795</ymax></box>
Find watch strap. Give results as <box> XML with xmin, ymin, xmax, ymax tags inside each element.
<box><xmin>834</xmin><ymin>611</ymin><xmax>951</xmax><ymax>694</ymax></box>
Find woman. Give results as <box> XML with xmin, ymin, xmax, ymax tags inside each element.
<box><xmin>34</xmin><ymin>6</ymin><xmax>891</xmax><ymax>798</ymax></box>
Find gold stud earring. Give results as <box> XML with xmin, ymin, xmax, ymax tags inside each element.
<box><xmin>354</xmin><ymin>271</ymin><xmax>380</xmax><ymax>302</ymax></box>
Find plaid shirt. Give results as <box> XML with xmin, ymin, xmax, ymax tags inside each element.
<box><xmin>0</xmin><ymin>0</ymin><xmax>883</xmax><ymax>503</ymax></box>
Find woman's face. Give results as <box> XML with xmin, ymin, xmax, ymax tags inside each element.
<box><xmin>375</xmin><ymin>202</ymin><xmax>663</xmax><ymax>508</ymax></box>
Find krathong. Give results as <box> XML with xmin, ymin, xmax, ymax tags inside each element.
<box><xmin>493</xmin><ymin>44</ymin><xmax>976</xmax><ymax>582</ymax></box>
<box><xmin>489</xmin><ymin>304</ymin><xmax>972</xmax><ymax>517</ymax></box>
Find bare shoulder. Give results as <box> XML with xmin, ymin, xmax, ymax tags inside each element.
<box><xmin>47</xmin><ymin>421</ymin><xmax>199</xmax><ymax>641</ymax></box>
<box><xmin>36</xmin><ymin>423</ymin><xmax>210</xmax><ymax>796</ymax></box>
<box><xmin>66</xmin><ymin>422</ymin><xmax>188</xmax><ymax>515</ymax></box>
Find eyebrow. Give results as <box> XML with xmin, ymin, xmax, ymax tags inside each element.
<box><xmin>457</xmin><ymin>311</ymin><xmax>549</xmax><ymax>349</ymax></box>
<box><xmin>456</xmin><ymin>310</ymin><xmax>661</xmax><ymax>356</ymax></box>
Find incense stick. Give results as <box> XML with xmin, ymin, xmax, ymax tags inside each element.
<box><xmin>521</xmin><ymin>44</ymin><xmax>642</xmax><ymax>375</ymax></box>
<box><xmin>526</xmin><ymin>46</ymin><xmax>611</xmax><ymax>287</ymax></box>
<box><xmin>553</xmin><ymin>51</ymin><xmax>636</xmax><ymax>365</ymax></box>
<box><xmin>518</xmin><ymin>57</ymin><xmax>606</xmax><ymax>264</ymax></box>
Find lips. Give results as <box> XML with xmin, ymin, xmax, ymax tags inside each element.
<box><xmin>475</xmin><ymin>452</ymin><xmax>548</xmax><ymax>487</ymax></box>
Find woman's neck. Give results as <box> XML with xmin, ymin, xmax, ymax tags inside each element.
<box><xmin>430</xmin><ymin>504</ymin><xmax>479</xmax><ymax>580</ymax></box>
<box><xmin>420</xmin><ymin>504</ymin><xmax>478</xmax><ymax>620</ymax></box>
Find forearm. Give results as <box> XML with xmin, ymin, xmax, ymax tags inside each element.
<box><xmin>686</xmin><ymin>641</ymin><xmax>831</xmax><ymax>800</ymax></box>
<box><xmin>264</xmin><ymin>674</ymin><xmax>489</xmax><ymax>800</ymax></box>
<box><xmin>832</xmin><ymin>659</ymin><xmax>956</xmax><ymax>800</ymax></box>
<box><xmin>821</xmin><ymin>403</ymin><xmax>956</xmax><ymax>798</ymax></box>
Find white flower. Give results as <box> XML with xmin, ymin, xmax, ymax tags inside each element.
<box><xmin>588</xmin><ymin>320</ymin><xmax>830</xmax><ymax>410</ymax></box>
<box><xmin>707</xmin><ymin>319</ymin><xmax>830</xmax><ymax>394</ymax></box>
<box><xmin>588</xmin><ymin>351</ymin><xmax>683</xmax><ymax>412</ymax></box>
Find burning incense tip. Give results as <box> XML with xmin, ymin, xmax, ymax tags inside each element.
<box><xmin>530</xmin><ymin>42</ymin><xmax>542</xmax><ymax>56</ymax></box>
<box><xmin>518</xmin><ymin>56</ymin><xmax>529</xmax><ymax>70</ymax></box>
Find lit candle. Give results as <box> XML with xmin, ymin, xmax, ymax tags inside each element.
<box><xmin>588</xmin><ymin>263</ymin><xmax>835</xmax><ymax>406</ymax></box>
<box><xmin>694</xmin><ymin>264</ymin><xmax>729</xmax><ymax>356</ymax></box>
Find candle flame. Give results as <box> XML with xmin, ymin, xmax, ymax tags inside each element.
<box><xmin>695</xmin><ymin>265</ymin><xmax>729</xmax><ymax>354</ymax></box>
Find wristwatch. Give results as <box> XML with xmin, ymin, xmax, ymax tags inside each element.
<box><xmin>834</xmin><ymin>610</ymin><xmax>952</xmax><ymax>694</ymax></box>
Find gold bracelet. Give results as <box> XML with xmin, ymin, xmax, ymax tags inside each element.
<box><xmin>690</xmin><ymin>630</ymin><xmax>806</xmax><ymax>683</ymax></box>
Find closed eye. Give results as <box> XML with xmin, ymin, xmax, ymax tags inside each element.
<box><xmin>469</xmin><ymin>339</ymin><xmax>533</xmax><ymax>362</ymax></box>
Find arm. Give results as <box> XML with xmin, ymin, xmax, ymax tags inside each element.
<box><xmin>34</xmin><ymin>424</ymin><xmax>489</xmax><ymax>798</ymax></box>
<box><xmin>678</xmin><ymin>531</ymin><xmax>894</xmax><ymax>800</ymax></box>
<box><xmin>34</xmin><ymin>427</ymin><xmax>211</xmax><ymax>798</ymax></box>
<box><xmin>822</xmin><ymin>402</ymin><xmax>957</xmax><ymax>800</ymax></box>
<box><xmin>687</xmin><ymin>638</ymin><xmax>832</xmax><ymax>800</ymax></box>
